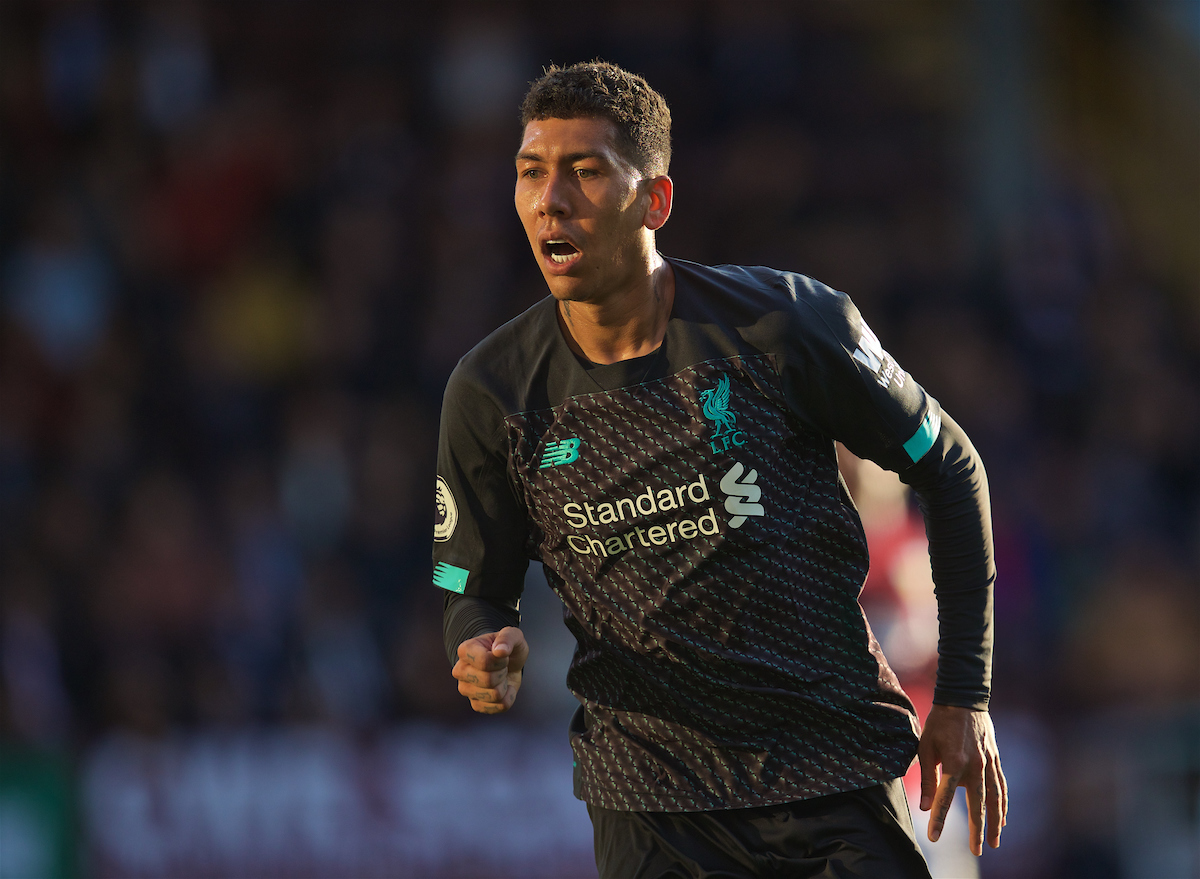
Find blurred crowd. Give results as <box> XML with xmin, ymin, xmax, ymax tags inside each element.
<box><xmin>0</xmin><ymin>2</ymin><xmax>1197</xmax><ymax>876</ymax></box>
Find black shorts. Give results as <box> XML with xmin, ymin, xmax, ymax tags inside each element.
<box><xmin>588</xmin><ymin>778</ymin><xmax>932</xmax><ymax>879</ymax></box>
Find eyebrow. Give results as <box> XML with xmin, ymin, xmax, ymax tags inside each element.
<box><xmin>515</xmin><ymin>150</ymin><xmax>609</xmax><ymax>164</ymax></box>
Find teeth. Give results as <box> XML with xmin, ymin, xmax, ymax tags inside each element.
<box><xmin>545</xmin><ymin>239</ymin><xmax>577</xmax><ymax>264</ymax></box>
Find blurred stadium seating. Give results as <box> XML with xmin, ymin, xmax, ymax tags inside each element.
<box><xmin>1</xmin><ymin>2</ymin><xmax>1196</xmax><ymax>877</ymax></box>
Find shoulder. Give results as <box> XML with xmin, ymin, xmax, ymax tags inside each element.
<box><xmin>668</xmin><ymin>257</ymin><xmax>857</xmax><ymax>347</ymax></box>
<box><xmin>445</xmin><ymin>296</ymin><xmax>559</xmax><ymax>417</ymax></box>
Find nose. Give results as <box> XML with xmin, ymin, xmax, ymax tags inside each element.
<box><xmin>536</xmin><ymin>170</ymin><xmax>571</xmax><ymax>218</ymax></box>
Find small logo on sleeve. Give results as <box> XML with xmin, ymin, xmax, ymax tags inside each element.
<box><xmin>540</xmin><ymin>437</ymin><xmax>582</xmax><ymax>469</ymax></box>
<box><xmin>433</xmin><ymin>562</ymin><xmax>469</xmax><ymax>593</ymax></box>
<box><xmin>434</xmin><ymin>476</ymin><xmax>458</xmax><ymax>541</ymax></box>
<box><xmin>852</xmin><ymin>322</ymin><xmax>905</xmax><ymax>390</ymax></box>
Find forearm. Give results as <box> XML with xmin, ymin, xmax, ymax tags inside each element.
<box><xmin>443</xmin><ymin>592</ymin><xmax>521</xmax><ymax>664</ymax></box>
<box><xmin>901</xmin><ymin>411</ymin><xmax>994</xmax><ymax>709</ymax></box>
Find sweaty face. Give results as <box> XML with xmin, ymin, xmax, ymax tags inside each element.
<box><xmin>515</xmin><ymin>117</ymin><xmax>652</xmax><ymax>304</ymax></box>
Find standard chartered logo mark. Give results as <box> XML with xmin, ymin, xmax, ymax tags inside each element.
<box><xmin>541</xmin><ymin>437</ymin><xmax>581</xmax><ymax>469</ymax></box>
<box><xmin>720</xmin><ymin>461</ymin><xmax>764</xmax><ymax>528</ymax></box>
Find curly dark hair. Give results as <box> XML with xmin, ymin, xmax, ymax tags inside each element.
<box><xmin>519</xmin><ymin>61</ymin><xmax>672</xmax><ymax>176</ymax></box>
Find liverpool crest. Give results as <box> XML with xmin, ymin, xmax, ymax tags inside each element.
<box><xmin>700</xmin><ymin>375</ymin><xmax>745</xmax><ymax>453</ymax></box>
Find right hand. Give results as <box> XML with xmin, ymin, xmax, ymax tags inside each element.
<box><xmin>452</xmin><ymin>626</ymin><xmax>529</xmax><ymax>714</ymax></box>
<box><xmin>918</xmin><ymin>704</ymin><xmax>1008</xmax><ymax>855</ymax></box>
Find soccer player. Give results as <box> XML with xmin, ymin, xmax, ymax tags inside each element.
<box><xmin>436</xmin><ymin>62</ymin><xmax>1006</xmax><ymax>878</ymax></box>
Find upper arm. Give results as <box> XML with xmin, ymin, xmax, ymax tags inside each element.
<box><xmin>780</xmin><ymin>277</ymin><xmax>941</xmax><ymax>473</ymax></box>
<box><xmin>433</xmin><ymin>367</ymin><xmax>530</xmax><ymax>602</ymax></box>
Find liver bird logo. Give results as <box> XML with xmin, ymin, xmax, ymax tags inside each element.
<box><xmin>700</xmin><ymin>375</ymin><xmax>737</xmax><ymax>437</ymax></box>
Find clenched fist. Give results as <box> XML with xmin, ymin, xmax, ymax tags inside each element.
<box><xmin>452</xmin><ymin>627</ymin><xmax>529</xmax><ymax>714</ymax></box>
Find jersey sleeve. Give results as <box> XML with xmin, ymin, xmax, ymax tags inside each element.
<box><xmin>778</xmin><ymin>275</ymin><xmax>995</xmax><ymax>709</ymax></box>
<box><xmin>433</xmin><ymin>363</ymin><xmax>531</xmax><ymax>603</ymax></box>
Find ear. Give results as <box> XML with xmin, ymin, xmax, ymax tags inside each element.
<box><xmin>642</xmin><ymin>175</ymin><xmax>673</xmax><ymax>231</ymax></box>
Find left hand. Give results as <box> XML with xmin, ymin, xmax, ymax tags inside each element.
<box><xmin>917</xmin><ymin>704</ymin><xmax>1008</xmax><ymax>856</ymax></box>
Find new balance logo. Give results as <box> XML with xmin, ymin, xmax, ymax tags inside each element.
<box><xmin>720</xmin><ymin>461</ymin><xmax>764</xmax><ymax>528</ymax></box>
<box><xmin>540</xmin><ymin>437</ymin><xmax>582</xmax><ymax>469</ymax></box>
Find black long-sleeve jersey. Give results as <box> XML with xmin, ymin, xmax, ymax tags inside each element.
<box><xmin>436</xmin><ymin>258</ymin><xmax>995</xmax><ymax>813</ymax></box>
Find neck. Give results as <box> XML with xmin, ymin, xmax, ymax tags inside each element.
<box><xmin>556</xmin><ymin>254</ymin><xmax>675</xmax><ymax>365</ymax></box>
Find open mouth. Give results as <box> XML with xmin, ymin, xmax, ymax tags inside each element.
<box><xmin>544</xmin><ymin>239</ymin><xmax>580</xmax><ymax>265</ymax></box>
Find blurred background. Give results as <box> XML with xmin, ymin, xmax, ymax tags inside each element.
<box><xmin>0</xmin><ymin>1</ymin><xmax>1197</xmax><ymax>877</ymax></box>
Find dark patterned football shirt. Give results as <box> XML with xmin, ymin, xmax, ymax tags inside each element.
<box><xmin>434</xmin><ymin>259</ymin><xmax>949</xmax><ymax>812</ymax></box>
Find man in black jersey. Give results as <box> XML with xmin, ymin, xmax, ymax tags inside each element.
<box><xmin>436</xmin><ymin>61</ymin><xmax>1007</xmax><ymax>878</ymax></box>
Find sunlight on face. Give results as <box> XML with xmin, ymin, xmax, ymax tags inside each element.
<box><xmin>515</xmin><ymin>116</ymin><xmax>655</xmax><ymax>304</ymax></box>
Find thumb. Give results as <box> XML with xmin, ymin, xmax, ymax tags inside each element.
<box><xmin>491</xmin><ymin>626</ymin><xmax>528</xmax><ymax>670</ymax></box>
<box><xmin>492</xmin><ymin>630</ymin><xmax>514</xmax><ymax>657</ymax></box>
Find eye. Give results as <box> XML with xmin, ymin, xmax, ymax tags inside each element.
<box><xmin>575</xmin><ymin>167</ymin><xmax>597</xmax><ymax>179</ymax></box>
<box><xmin>519</xmin><ymin>168</ymin><xmax>543</xmax><ymax>180</ymax></box>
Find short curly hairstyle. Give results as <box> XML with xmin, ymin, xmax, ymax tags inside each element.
<box><xmin>519</xmin><ymin>61</ymin><xmax>672</xmax><ymax>177</ymax></box>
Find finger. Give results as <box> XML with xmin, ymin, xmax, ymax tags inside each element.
<box><xmin>467</xmin><ymin>678</ymin><xmax>519</xmax><ymax>714</ymax></box>
<box><xmin>997</xmin><ymin>757</ymin><xmax>1009</xmax><ymax>830</ymax></box>
<box><xmin>451</xmin><ymin>662</ymin><xmax>506</xmax><ymax>688</ymax></box>
<box><xmin>458</xmin><ymin>632</ymin><xmax>495</xmax><ymax>660</ymax></box>
<box><xmin>966</xmin><ymin>773</ymin><xmax>985</xmax><ymax>856</ymax></box>
<box><xmin>917</xmin><ymin>744</ymin><xmax>940</xmax><ymax>812</ymax></box>
<box><xmin>500</xmin><ymin>677</ymin><xmax>519</xmax><ymax>710</ymax></box>
<box><xmin>469</xmin><ymin>697</ymin><xmax>509</xmax><ymax>715</ymax></box>
<box><xmin>927</xmin><ymin>772</ymin><xmax>958</xmax><ymax>842</ymax></box>
<box><xmin>458</xmin><ymin>679</ymin><xmax>509</xmax><ymax>704</ymax></box>
<box><xmin>459</xmin><ymin>641</ymin><xmax>510</xmax><ymax>672</ymax></box>
<box><xmin>985</xmin><ymin>757</ymin><xmax>1003</xmax><ymax>849</ymax></box>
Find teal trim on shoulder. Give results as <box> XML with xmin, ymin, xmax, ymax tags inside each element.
<box><xmin>433</xmin><ymin>562</ymin><xmax>469</xmax><ymax>594</ymax></box>
<box><xmin>903</xmin><ymin>409</ymin><xmax>942</xmax><ymax>463</ymax></box>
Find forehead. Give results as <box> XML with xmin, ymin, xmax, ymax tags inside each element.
<box><xmin>517</xmin><ymin>116</ymin><xmax>627</xmax><ymax>164</ymax></box>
